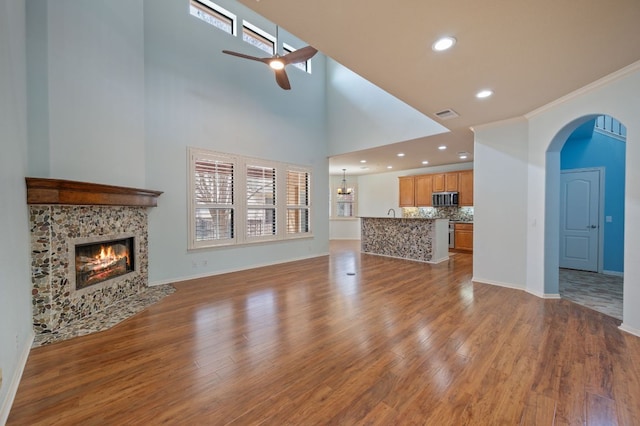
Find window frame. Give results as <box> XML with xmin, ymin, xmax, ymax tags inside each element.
<box><xmin>189</xmin><ymin>0</ymin><xmax>237</xmax><ymax>35</ymax></box>
<box><xmin>188</xmin><ymin>147</ymin><xmax>313</xmax><ymax>250</ymax></box>
<box><xmin>189</xmin><ymin>149</ymin><xmax>237</xmax><ymax>249</ymax></box>
<box><xmin>242</xmin><ymin>21</ymin><xmax>276</xmax><ymax>55</ymax></box>
<box><xmin>286</xmin><ymin>167</ymin><xmax>312</xmax><ymax>237</ymax></box>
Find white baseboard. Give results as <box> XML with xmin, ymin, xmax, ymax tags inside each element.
<box><xmin>619</xmin><ymin>323</ymin><xmax>640</xmax><ymax>338</ymax></box>
<box><xmin>471</xmin><ymin>277</ymin><xmax>525</xmax><ymax>291</ymax></box>
<box><xmin>602</xmin><ymin>270</ymin><xmax>624</xmax><ymax>277</ymax></box>
<box><xmin>525</xmin><ymin>289</ymin><xmax>561</xmax><ymax>299</ymax></box>
<box><xmin>472</xmin><ymin>277</ymin><xmax>561</xmax><ymax>299</ymax></box>
<box><xmin>149</xmin><ymin>252</ymin><xmax>329</xmax><ymax>287</ymax></box>
<box><xmin>0</xmin><ymin>330</ymin><xmax>34</xmax><ymax>425</ymax></box>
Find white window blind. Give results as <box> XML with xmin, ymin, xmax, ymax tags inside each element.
<box><xmin>190</xmin><ymin>150</ymin><xmax>236</xmax><ymax>247</ymax></box>
<box><xmin>246</xmin><ymin>165</ymin><xmax>276</xmax><ymax>238</ymax></box>
<box><xmin>189</xmin><ymin>147</ymin><xmax>312</xmax><ymax>249</ymax></box>
<box><xmin>286</xmin><ymin>170</ymin><xmax>310</xmax><ymax>235</ymax></box>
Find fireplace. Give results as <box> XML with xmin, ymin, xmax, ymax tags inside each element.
<box><xmin>26</xmin><ymin>178</ymin><xmax>162</xmax><ymax>337</ymax></box>
<box><xmin>74</xmin><ymin>236</ymin><xmax>136</xmax><ymax>291</ymax></box>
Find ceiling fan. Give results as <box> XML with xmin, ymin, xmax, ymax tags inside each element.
<box><xmin>222</xmin><ymin>27</ymin><xmax>317</xmax><ymax>90</ymax></box>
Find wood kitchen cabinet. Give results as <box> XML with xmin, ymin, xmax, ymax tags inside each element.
<box><xmin>445</xmin><ymin>172</ymin><xmax>459</xmax><ymax>191</ymax></box>
<box><xmin>399</xmin><ymin>169</ymin><xmax>474</xmax><ymax>207</ymax></box>
<box><xmin>398</xmin><ymin>176</ymin><xmax>415</xmax><ymax>207</ymax></box>
<box><xmin>432</xmin><ymin>173</ymin><xmax>446</xmax><ymax>192</ymax></box>
<box><xmin>458</xmin><ymin>170</ymin><xmax>474</xmax><ymax>206</ymax></box>
<box><xmin>454</xmin><ymin>222</ymin><xmax>473</xmax><ymax>251</ymax></box>
<box><xmin>415</xmin><ymin>174</ymin><xmax>433</xmax><ymax>206</ymax></box>
<box><xmin>432</xmin><ymin>172</ymin><xmax>459</xmax><ymax>192</ymax></box>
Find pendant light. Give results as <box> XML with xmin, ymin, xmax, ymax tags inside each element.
<box><xmin>337</xmin><ymin>169</ymin><xmax>353</xmax><ymax>195</ymax></box>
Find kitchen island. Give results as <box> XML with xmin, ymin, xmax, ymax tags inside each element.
<box><xmin>360</xmin><ymin>217</ymin><xmax>449</xmax><ymax>263</ymax></box>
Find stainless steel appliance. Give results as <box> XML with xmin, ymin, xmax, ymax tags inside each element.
<box><xmin>432</xmin><ymin>191</ymin><xmax>459</xmax><ymax>207</ymax></box>
<box><xmin>449</xmin><ymin>221</ymin><xmax>455</xmax><ymax>248</ymax></box>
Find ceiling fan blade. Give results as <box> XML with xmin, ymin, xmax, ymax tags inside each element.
<box><xmin>222</xmin><ymin>50</ymin><xmax>270</xmax><ymax>65</ymax></box>
<box><xmin>274</xmin><ymin>68</ymin><xmax>291</xmax><ymax>90</ymax></box>
<box><xmin>282</xmin><ymin>46</ymin><xmax>318</xmax><ymax>65</ymax></box>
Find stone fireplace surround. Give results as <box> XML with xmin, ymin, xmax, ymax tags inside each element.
<box><xmin>26</xmin><ymin>178</ymin><xmax>170</xmax><ymax>346</ymax></box>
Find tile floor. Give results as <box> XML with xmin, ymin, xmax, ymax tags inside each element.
<box><xmin>559</xmin><ymin>268</ymin><xmax>623</xmax><ymax>320</ymax></box>
<box><xmin>33</xmin><ymin>284</ymin><xmax>175</xmax><ymax>347</ymax></box>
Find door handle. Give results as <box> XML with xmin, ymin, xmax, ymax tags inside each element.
<box><xmin>588</xmin><ymin>225</ymin><xmax>597</xmax><ymax>229</ymax></box>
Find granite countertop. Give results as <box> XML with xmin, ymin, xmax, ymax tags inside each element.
<box><xmin>359</xmin><ymin>216</ymin><xmax>446</xmax><ymax>220</ymax></box>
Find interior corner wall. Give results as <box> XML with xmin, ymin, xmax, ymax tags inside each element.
<box><xmin>526</xmin><ymin>66</ymin><xmax>640</xmax><ymax>331</ymax></box>
<box><xmin>0</xmin><ymin>0</ymin><xmax>35</xmax><ymax>421</ymax></box>
<box><xmin>27</xmin><ymin>0</ymin><xmax>146</xmax><ymax>188</ymax></box>
<box><xmin>472</xmin><ymin>118</ymin><xmax>529</xmax><ymax>291</ymax></box>
<box><xmin>143</xmin><ymin>0</ymin><xmax>329</xmax><ymax>284</ymax></box>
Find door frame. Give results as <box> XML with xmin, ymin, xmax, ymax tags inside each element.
<box><xmin>559</xmin><ymin>166</ymin><xmax>605</xmax><ymax>273</ymax></box>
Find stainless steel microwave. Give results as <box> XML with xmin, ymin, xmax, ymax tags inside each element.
<box><xmin>432</xmin><ymin>191</ymin><xmax>458</xmax><ymax>207</ymax></box>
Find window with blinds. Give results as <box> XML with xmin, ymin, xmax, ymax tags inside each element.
<box><xmin>190</xmin><ymin>150</ymin><xmax>236</xmax><ymax>248</ymax></box>
<box><xmin>246</xmin><ymin>165</ymin><xmax>276</xmax><ymax>238</ymax></box>
<box><xmin>189</xmin><ymin>147</ymin><xmax>312</xmax><ymax>249</ymax></box>
<box><xmin>286</xmin><ymin>170</ymin><xmax>311</xmax><ymax>235</ymax></box>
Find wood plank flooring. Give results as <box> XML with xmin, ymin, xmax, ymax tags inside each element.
<box><xmin>8</xmin><ymin>241</ymin><xmax>640</xmax><ymax>425</ymax></box>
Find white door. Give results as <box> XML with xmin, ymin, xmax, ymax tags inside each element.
<box><xmin>559</xmin><ymin>169</ymin><xmax>600</xmax><ymax>271</ymax></box>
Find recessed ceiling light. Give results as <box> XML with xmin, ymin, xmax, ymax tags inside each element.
<box><xmin>360</xmin><ymin>166</ymin><xmax>369</xmax><ymax>170</ymax></box>
<box><xmin>438</xmin><ymin>145</ymin><xmax>447</xmax><ymax>150</ymax></box>
<box><xmin>387</xmin><ymin>165</ymin><xmax>393</xmax><ymax>169</ymax></box>
<box><xmin>476</xmin><ymin>89</ymin><xmax>493</xmax><ymax>99</ymax></box>
<box><xmin>360</xmin><ymin>160</ymin><xmax>367</xmax><ymax>163</ymax></box>
<box><xmin>459</xmin><ymin>155</ymin><xmax>468</xmax><ymax>160</ymax></box>
<box><xmin>432</xmin><ymin>36</ymin><xmax>456</xmax><ymax>52</ymax></box>
<box><xmin>422</xmin><ymin>160</ymin><xmax>429</xmax><ymax>165</ymax></box>
<box><xmin>397</xmin><ymin>153</ymin><xmax>405</xmax><ymax>157</ymax></box>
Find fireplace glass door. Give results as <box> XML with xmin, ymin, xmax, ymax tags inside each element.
<box><xmin>75</xmin><ymin>237</ymin><xmax>135</xmax><ymax>290</ymax></box>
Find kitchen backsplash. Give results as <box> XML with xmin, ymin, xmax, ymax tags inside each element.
<box><xmin>402</xmin><ymin>206</ymin><xmax>474</xmax><ymax>222</ymax></box>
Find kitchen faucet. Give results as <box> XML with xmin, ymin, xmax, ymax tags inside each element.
<box><xmin>387</xmin><ymin>208</ymin><xmax>396</xmax><ymax>218</ymax></box>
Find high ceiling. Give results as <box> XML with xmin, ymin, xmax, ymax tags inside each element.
<box><xmin>237</xmin><ymin>0</ymin><xmax>640</xmax><ymax>175</ymax></box>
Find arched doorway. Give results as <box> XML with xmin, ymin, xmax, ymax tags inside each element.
<box><xmin>544</xmin><ymin>114</ymin><xmax>626</xmax><ymax>319</ymax></box>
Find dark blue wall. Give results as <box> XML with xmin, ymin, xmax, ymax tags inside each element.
<box><xmin>561</xmin><ymin>123</ymin><xmax>625</xmax><ymax>273</ymax></box>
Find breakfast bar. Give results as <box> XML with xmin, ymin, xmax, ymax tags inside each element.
<box><xmin>360</xmin><ymin>217</ymin><xmax>449</xmax><ymax>263</ymax></box>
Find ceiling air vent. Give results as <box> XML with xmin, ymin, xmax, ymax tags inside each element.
<box><xmin>434</xmin><ymin>109</ymin><xmax>459</xmax><ymax>120</ymax></box>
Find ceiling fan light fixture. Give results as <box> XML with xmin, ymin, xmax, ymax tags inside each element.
<box><xmin>269</xmin><ymin>59</ymin><xmax>285</xmax><ymax>70</ymax></box>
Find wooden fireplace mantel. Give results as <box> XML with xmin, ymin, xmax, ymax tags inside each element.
<box><xmin>26</xmin><ymin>177</ymin><xmax>163</xmax><ymax>207</ymax></box>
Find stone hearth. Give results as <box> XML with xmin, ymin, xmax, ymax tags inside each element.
<box><xmin>26</xmin><ymin>178</ymin><xmax>169</xmax><ymax>346</ymax></box>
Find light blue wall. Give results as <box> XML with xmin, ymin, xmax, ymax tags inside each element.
<box><xmin>561</xmin><ymin>123</ymin><xmax>626</xmax><ymax>273</ymax></box>
<box><xmin>26</xmin><ymin>0</ymin><xmax>146</xmax><ymax>187</ymax></box>
<box><xmin>143</xmin><ymin>0</ymin><xmax>329</xmax><ymax>284</ymax></box>
<box><xmin>0</xmin><ymin>0</ymin><xmax>34</xmax><ymax>421</ymax></box>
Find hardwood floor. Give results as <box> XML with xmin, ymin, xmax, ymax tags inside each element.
<box><xmin>8</xmin><ymin>241</ymin><xmax>640</xmax><ymax>425</ymax></box>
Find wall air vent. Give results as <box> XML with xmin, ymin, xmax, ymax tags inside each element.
<box><xmin>434</xmin><ymin>109</ymin><xmax>459</xmax><ymax>120</ymax></box>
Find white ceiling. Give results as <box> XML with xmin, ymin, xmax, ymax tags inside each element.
<box><xmin>238</xmin><ymin>0</ymin><xmax>640</xmax><ymax>175</ymax></box>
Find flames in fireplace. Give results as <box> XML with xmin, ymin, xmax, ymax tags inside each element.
<box><xmin>75</xmin><ymin>237</ymin><xmax>135</xmax><ymax>290</ymax></box>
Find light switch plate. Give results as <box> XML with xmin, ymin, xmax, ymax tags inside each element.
<box><xmin>606</xmin><ymin>216</ymin><xmax>612</xmax><ymax>223</ymax></box>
